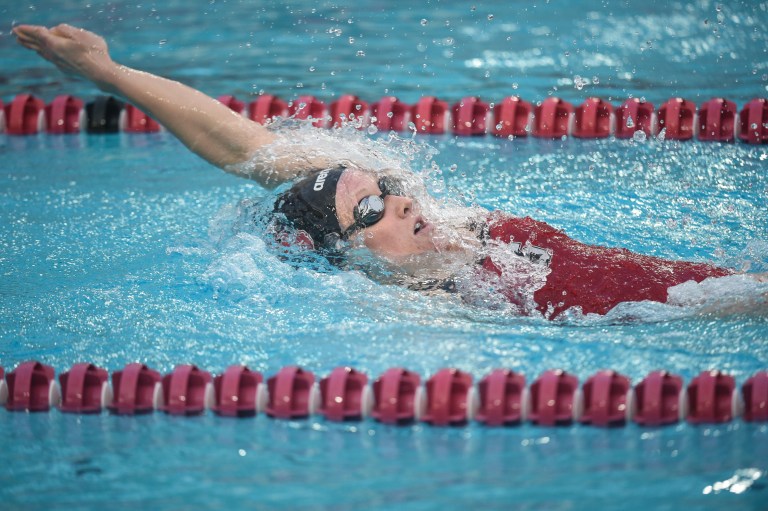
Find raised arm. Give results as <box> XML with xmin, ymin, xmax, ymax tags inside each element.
<box><xmin>13</xmin><ymin>24</ymin><xmax>332</xmax><ymax>187</ymax></box>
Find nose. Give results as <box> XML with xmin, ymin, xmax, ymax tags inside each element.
<box><xmin>386</xmin><ymin>195</ymin><xmax>413</xmax><ymax>219</ymax></box>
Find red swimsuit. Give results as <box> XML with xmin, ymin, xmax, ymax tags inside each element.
<box><xmin>481</xmin><ymin>212</ymin><xmax>732</xmax><ymax>318</ymax></box>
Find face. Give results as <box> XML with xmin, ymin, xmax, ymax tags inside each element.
<box><xmin>334</xmin><ymin>169</ymin><xmax>437</xmax><ymax>259</ymax></box>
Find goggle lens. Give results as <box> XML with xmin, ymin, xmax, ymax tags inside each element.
<box><xmin>343</xmin><ymin>176</ymin><xmax>410</xmax><ymax>239</ymax></box>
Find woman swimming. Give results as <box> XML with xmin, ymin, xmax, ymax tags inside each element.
<box><xmin>13</xmin><ymin>24</ymin><xmax>763</xmax><ymax>319</ymax></box>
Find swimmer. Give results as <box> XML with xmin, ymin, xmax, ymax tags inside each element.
<box><xmin>13</xmin><ymin>24</ymin><xmax>766</xmax><ymax>319</ymax></box>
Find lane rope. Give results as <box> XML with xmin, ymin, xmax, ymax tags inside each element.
<box><xmin>2</xmin><ymin>361</ymin><xmax>767</xmax><ymax>427</ymax></box>
<box><xmin>1</xmin><ymin>93</ymin><xmax>767</xmax><ymax>143</ymax></box>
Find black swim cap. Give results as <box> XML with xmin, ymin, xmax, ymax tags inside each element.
<box><xmin>273</xmin><ymin>166</ymin><xmax>346</xmax><ymax>249</ymax></box>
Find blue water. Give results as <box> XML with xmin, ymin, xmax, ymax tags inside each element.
<box><xmin>2</xmin><ymin>1</ymin><xmax>768</xmax><ymax>510</ymax></box>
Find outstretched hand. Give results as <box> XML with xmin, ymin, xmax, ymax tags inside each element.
<box><xmin>13</xmin><ymin>24</ymin><xmax>116</xmax><ymax>89</ymax></box>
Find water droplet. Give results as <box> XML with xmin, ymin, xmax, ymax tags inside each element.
<box><xmin>386</xmin><ymin>111</ymin><xmax>394</xmax><ymax>118</ymax></box>
<box><xmin>632</xmin><ymin>130</ymin><xmax>647</xmax><ymax>142</ymax></box>
<box><xmin>420</xmin><ymin>18</ymin><xmax>428</xmax><ymax>26</ymax></box>
<box><xmin>356</xmin><ymin>50</ymin><xmax>365</xmax><ymax>57</ymax></box>
<box><xmin>487</xmin><ymin>14</ymin><xmax>494</xmax><ymax>21</ymax></box>
<box><xmin>625</xmin><ymin>116</ymin><xmax>635</xmax><ymax>128</ymax></box>
<box><xmin>592</xmin><ymin>76</ymin><xmax>599</xmax><ymax>84</ymax></box>
<box><xmin>367</xmin><ymin>125</ymin><xmax>378</xmax><ymax>134</ymax></box>
<box><xmin>308</xmin><ymin>66</ymin><xmax>315</xmax><ymax>72</ymax></box>
<box><xmin>657</xmin><ymin>128</ymin><xmax>666</xmax><ymax>141</ymax></box>
<box><xmin>348</xmin><ymin>36</ymin><xmax>355</xmax><ymax>44</ymax></box>
<box><xmin>512</xmin><ymin>82</ymin><xmax>518</xmax><ymax>90</ymax></box>
<box><xmin>159</xmin><ymin>39</ymin><xmax>167</xmax><ymax>46</ymax></box>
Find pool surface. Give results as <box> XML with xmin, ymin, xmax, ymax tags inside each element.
<box><xmin>2</xmin><ymin>1</ymin><xmax>767</xmax><ymax>510</ymax></box>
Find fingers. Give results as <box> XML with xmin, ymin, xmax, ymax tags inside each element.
<box><xmin>13</xmin><ymin>24</ymin><xmax>47</xmax><ymax>41</ymax></box>
<box><xmin>13</xmin><ymin>24</ymin><xmax>51</xmax><ymax>49</ymax></box>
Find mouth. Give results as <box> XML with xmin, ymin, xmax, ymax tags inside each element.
<box><xmin>413</xmin><ymin>216</ymin><xmax>430</xmax><ymax>236</ymax></box>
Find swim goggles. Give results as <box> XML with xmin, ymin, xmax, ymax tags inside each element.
<box><xmin>341</xmin><ymin>176</ymin><xmax>407</xmax><ymax>239</ymax></box>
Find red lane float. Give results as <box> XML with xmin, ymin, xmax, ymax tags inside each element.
<box><xmin>657</xmin><ymin>98</ymin><xmax>696</xmax><ymax>140</ymax></box>
<box><xmin>318</xmin><ymin>366</ymin><xmax>369</xmax><ymax>421</ymax></box>
<box><xmin>475</xmin><ymin>369</ymin><xmax>526</xmax><ymax>426</ymax></box>
<box><xmin>265</xmin><ymin>365</ymin><xmax>315</xmax><ymax>419</ymax></box>
<box><xmin>452</xmin><ymin>96</ymin><xmax>489</xmax><ymax>136</ymax></box>
<box><xmin>289</xmin><ymin>95</ymin><xmax>326</xmax><ymax>127</ymax></box>
<box><xmin>370</xmin><ymin>96</ymin><xmax>409</xmax><ymax>132</ymax></box>
<box><xmin>329</xmin><ymin>95</ymin><xmax>368</xmax><ymax>128</ymax></box>
<box><xmin>573</xmin><ymin>98</ymin><xmax>613</xmax><ymax>138</ymax></box>
<box><xmin>698</xmin><ymin>98</ymin><xmax>737</xmax><ymax>142</ymax></box>
<box><xmin>528</xmin><ymin>369</ymin><xmax>579</xmax><ymax>426</ymax></box>
<box><xmin>212</xmin><ymin>365</ymin><xmax>262</xmax><ymax>417</ymax></box>
<box><xmin>371</xmin><ymin>367</ymin><xmax>421</xmax><ymax>424</ymax></box>
<box><xmin>411</xmin><ymin>96</ymin><xmax>448</xmax><ymax>134</ymax></box>
<box><xmin>580</xmin><ymin>370</ymin><xmax>631</xmax><ymax>427</ymax></box>
<box><xmin>532</xmin><ymin>97</ymin><xmax>573</xmax><ymax>138</ymax></box>
<box><xmin>742</xmin><ymin>371</ymin><xmax>768</xmax><ymax>422</ymax></box>
<box><xmin>59</xmin><ymin>363</ymin><xmax>109</xmax><ymax>413</ymax></box>
<box><xmin>107</xmin><ymin>363</ymin><xmax>161</xmax><ymax>415</ymax></box>
<box><xmin>4</xmin><ymin>361</ymin><xmax>58</xmax><ymax>411</ymax></box>
<box><xmin>632</xmin><ymin>370</ymin><xmax>683</xmax><ymax>426</ymax></box>
<box><xmin>739</xmin><ymin>98</ymin><xmax>768</xmax><ymax>144</ymax></box>
<box><xmin>4</xmin><ymin>94</ymin><xmax>45</xmax><ymax>135</ymax></box>
<box><xmin>217</xmin><ymin>95</ymin><xmax>246</xmax><ymax>114</ymax></box>
<box><xmin>45</xmin><ymin>95</ymin><xmax>84</xmax><ymax>134</ymax></box>
<box><xmin>160</xmin><ymin>364</ymin><xmax>212</xmax><ymax>416</ymax></box>
<box><xmin>123</xmin><ymin>104</ymin><xmax>161</xmax><ymax>133</ymax></box>
<box><xmin>615</xmin><ymin>98</ymin><xmax>655</xmax><ymax>139</ymax></box>
<box><xmin>686</xmin><ymin>370</ymin><xmax>736</xmax><ymax>424</ymax></box>
<box><xmin>248</xmin><ymin>94</ymin><xmax>289</xmax><ymax>125</ymax></box>
<box><xmin>492</xmin><ymin>96</ymin><xmax>532</xmax><ymax>138</ymax></box>
<box><xmin>422</xmin><ymin>368</ymin><xmax>473</xmax><ymax>426</ymax></box>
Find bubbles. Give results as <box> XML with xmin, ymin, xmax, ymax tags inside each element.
<box><xmin>632</xmin><ymin>130</ymin><xmax>647</xmax><ymax>142</ymax></box>
<box><xmin>356</xmin><ymin>50</ymin><xmax>365</xmax><ymax>57</ymax></box>
<box><xmin>420</xmin><ymin>18</ymin><xmax>428</xmax><ymax>26</ymax></box>
<box><xmin>625</xmin><ymin>116</ymin><xmax>635</xmax><ymax>128</ymax></box>
<box><xmin>367</xmin><ymin>124</ymin><xmax>378</xmax><ymax>135</ymax></box>
<box><xmin>573</xmin><ymin>75</ymin><xmax>590</xmax><ymax>90</ymax></box>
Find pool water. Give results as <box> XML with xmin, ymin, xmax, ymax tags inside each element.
<box><xmin>2</xmin><ymin>1</ymin><xmax>768</xmax><ymax>509</ymax></box>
